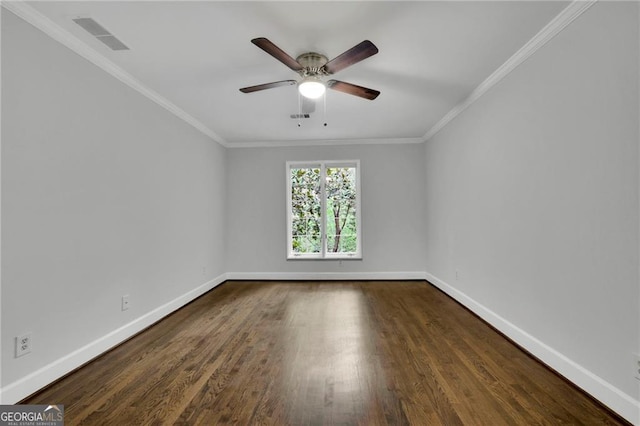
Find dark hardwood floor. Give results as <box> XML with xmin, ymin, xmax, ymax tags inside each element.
<box><xmin>25</xmin><ymin>281</ymin><xmax>627</xmax><ymax>425</ymax></box>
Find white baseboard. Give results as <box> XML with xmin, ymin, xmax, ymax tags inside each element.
<box><xmin>425</xmin><ymin>272</ymin><xmax>640</xmax><ymax>425</ymax></box>
<box><xmin>0</xmin><ymin>274</ymin><xmax>227</xmax><ymax>404</ymax></box>
<box><xmin>225</xmin><ymin>271</ymin><xmax>427</xmax><ymax>281</ymax></box>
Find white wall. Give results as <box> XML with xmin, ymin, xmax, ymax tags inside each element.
<box><xmin>424</xmin><ymin>2</ymin><xmax>639</xmax><ymax>422</ymax></box>
<box><xmin>226</xmin><ymin>143</ymin><xmax>426</xmax><ymax>279</ymax></box>
<box><xmin>1</xmin><ymin>10</ymin><xmax>227</xmax><ymax>401</ymax></box>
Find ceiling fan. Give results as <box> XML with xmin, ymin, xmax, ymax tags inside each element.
<box><xmin>240</xmin><ymin>37</ymin><xmax>380</xmax><ymax>101</ymax></box>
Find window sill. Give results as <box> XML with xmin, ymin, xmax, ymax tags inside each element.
<box><xmin>287</xmin><ymin>255</ymin><xmax>362</xmax><ymax>261</ymax></box>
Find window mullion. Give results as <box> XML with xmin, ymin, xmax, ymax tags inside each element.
<box><xmin>320</xmin><ymin>164</ymin><xmax>327</xmax><ymax>258</ymax></box>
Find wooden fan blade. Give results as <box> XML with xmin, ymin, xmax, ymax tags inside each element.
<box><xmin>251</xmin><ymin>37</ymin><xmax>303</xmax><ymax>72</ymax></box>
<box><xmin>324</xmin><ymin>40</ymin><xmax>378</xmax><ymax>75</ymax></box>
<box><xmin>240</xmin><ymin>80</ymin><xmax>297</xmax><ymax>93</ymax></box>
<box><xmin>327</xmin><ymin>80</ymin><xmax>380</xmax><ymax>100</ymax></box>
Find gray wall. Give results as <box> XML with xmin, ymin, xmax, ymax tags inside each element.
<box><xmin>226</xmin><ymin>144</ymin><xmax>426</xmax><ymax>277</ymax></box>
<box><xmin>2</xmin><ymin>10</ymin><xmax>227</xmax><ymax>391</ymax></box>
<box><xmin>2</xmin><ymin>1</ymin><xmax>639</xmax><ymax>421</ymax></box>
<box><xmin>424</xmin><ymin>0</ymin><xmax>639</xmax><ymax>413</ymax></box>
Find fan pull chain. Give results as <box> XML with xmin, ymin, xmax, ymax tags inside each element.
<box><xmin>297</xmin><ymin>93</ymin><xmax>302</xmax><ymax>127</ymax></box>
<box><xmin>323</xmin><ymin>91</ymin><xmax>328</xmax><ymax>127</ymax></box>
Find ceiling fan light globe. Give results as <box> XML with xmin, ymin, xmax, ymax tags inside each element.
<box><xmin>298</xmin><ymin>78</ymin><xmax>326</xmax><ymax>99</ymax></box>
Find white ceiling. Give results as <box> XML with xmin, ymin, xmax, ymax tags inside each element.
<box><xmin>21</xmin><ymin>1</ymin><xmax>570</xmax><ymax>147</ymax></box>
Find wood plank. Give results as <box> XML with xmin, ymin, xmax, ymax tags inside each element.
<box><xmin>24</xmin><ymin>281</ymin><xmax>629</xmax><ymax>425</ymax></box>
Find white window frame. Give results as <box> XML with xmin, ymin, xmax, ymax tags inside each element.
<box><xmin>286</xmin><ymin>160</ymin><xmax>362</xmax><ymax>260</ymax></box>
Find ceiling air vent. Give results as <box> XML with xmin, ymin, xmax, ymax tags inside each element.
<box><xmin>290</xmin><ymin>114</ymin><xmax>310</xmax><ymax>119</ymax></box>
<box><xmin>72</xmin><ymin>17</ymin><xmax>130</xmax><ymax>51</ymax></box>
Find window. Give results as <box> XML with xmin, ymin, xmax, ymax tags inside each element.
<box><xmin>287</xmin><ymin>160</ymin><xmax>361</xmax><ymax>259</ymax></box>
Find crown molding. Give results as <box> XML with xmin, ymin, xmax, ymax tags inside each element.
<box><xmin>423</xmin><ymin>0</ymin><xmax>598</xmax><ymax>142</ymax></box>
<box><xmin>4</xmin><ymin>0</ymin><xmax>598</xmax><ymax>149</ymax></box>
<box><xmin>226</xmin><ymin>136</ymin><xmax>426</xmax><ymax>149</ymax></box>
<box><xmin>2</xmin><ymin>1</ymin><xmax>229</xmax><ymax>147</ymax></box>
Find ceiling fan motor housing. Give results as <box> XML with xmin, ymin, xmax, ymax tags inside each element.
<box><xmin>296</xmin><ymin>52</ymin><xmax>329</xmax><ymax>77</ymax></box>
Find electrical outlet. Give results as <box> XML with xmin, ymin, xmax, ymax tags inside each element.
<box><xmin>16</xmin><ymin>333</ymin><xmax>32</xmax><ymax>358</ymax></box>
<box><xmin>455</xmin><ymin>270</ymin><xmax>460</xmax><ymax>281</ymax></box>
<box><xmin>122</xmin><ymin>295</ymin><xmax>130</xmax><ymax>311</ymax></box>
<box><xmin>634</xmin><ymin>353</ymin><xmax>640</xmax><ymax>381</ymax></box>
